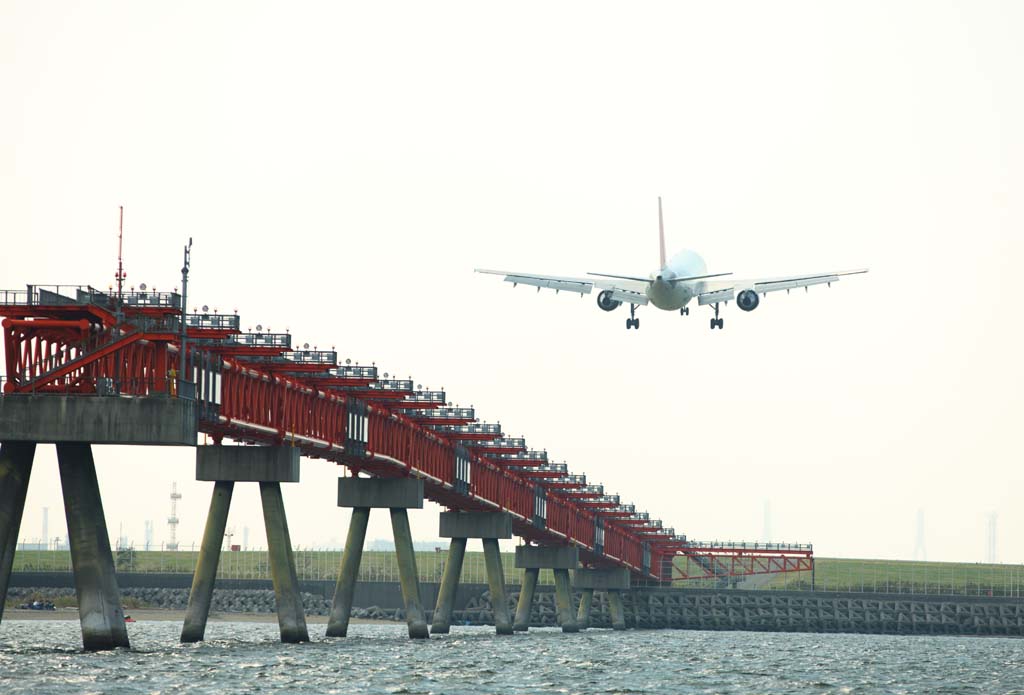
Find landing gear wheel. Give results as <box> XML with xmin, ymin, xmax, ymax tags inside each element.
<box><xmin>709</xmin><ymin>303</ymin><xmax>723</xmax><ymax>330</ymax></box>
<box><xmin>626</xmin><ymin>304</ymin><xmax>639</xmax><ymax>330</ymax></box>
<box><xmin>717</xmin><ymin>318</ymin><xmax>724</xmax><ymax>329</ymax></box>
<box><xmin>680</xmin><ymin>307</ymin><xmax>689</xmax><ymax>316</ymax></box>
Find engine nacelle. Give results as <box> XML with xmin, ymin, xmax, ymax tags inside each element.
<box><xmin>737</xmin><ymin>289</ymin><xmax>760</xmax><ymax>312</ymax></box>
<box><xmin>596</xmin><ymin>290</ymin><xmax>621</xmax><ymax>312</ymax></box>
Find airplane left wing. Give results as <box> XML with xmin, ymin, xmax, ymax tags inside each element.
<box><xmin>475</xmin><ymin>268</ymin><xmax>649</xmax><ymax>303</ymax></box>
<box><xmin>698</xmin><ymin>269</ymin><xmax>867</xmax><ymax>305</ymax></box>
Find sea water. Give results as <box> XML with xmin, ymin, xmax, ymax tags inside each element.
<box><xmin>1</xmin><ymin>621</ymin><xmax>1021</xmax><ymax>694</ymax></box>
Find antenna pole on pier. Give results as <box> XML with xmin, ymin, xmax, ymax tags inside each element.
<box><xmin>179</xmin><ymin>237</ymin><xmax>192</xmax><ymax>397</ymax></box>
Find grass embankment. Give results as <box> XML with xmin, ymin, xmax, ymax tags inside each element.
<box><xmin>12</xmin><ymin>549</ymin><xmax>552</xmax><ymax>586</ymax></box>
<box><xmin>787</xmin><ymin>557</ymin><xmax>1021</xmax><ymax>596</ymax></box>
<box><xmin>14</xmin><ymin>550</ymin><xmax>1023</xmax><ymax>598</ymax></box>
<box><xmin>716</xmin><ymin>557</ymin><xmax>1023</xmax><ymax>597</ymax></box>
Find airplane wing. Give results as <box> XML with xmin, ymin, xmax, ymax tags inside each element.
<box><xmin>475</xmin><ymin>268</ymin><xmax>650</xmax><ymax>305</ymax></box>
<box><xmin>697</xmin><ymin>269</ymin><xmax>867</xmax><ymax>305</ymax></box>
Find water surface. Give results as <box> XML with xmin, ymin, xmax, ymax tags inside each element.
<box><xmin>1</xmin><ymin>620</ymin><xmax>1021</xmax><ymax>694</ymax></box>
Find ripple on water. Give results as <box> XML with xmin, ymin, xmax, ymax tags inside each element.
<box><xmin>1</xmin><ymin>621</ymin><xmax>1023</xmax><ymax>694</ymax></box>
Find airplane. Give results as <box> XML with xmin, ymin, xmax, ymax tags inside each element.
<box><xmin>476</xmin><ymin>198</ymin><xmax>867</xmax><ymax>330</ymax></box>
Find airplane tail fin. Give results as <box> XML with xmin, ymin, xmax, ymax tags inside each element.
<box><xmin>657</xmin><ymin>197</ymin><xmax>667</xmax><ymax>269</ymax></box>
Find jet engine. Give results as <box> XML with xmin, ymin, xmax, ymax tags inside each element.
<box><xmin>596</xmin><ymin>290</ymin><xmax>621</xmax><ymax>312</ymax></box>
<box><xmin>737</xmin><ymin>289</ymin><xmax>760</xmax><ymax>312</ymax></box>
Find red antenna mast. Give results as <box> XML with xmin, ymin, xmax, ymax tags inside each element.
<box><xmin>115</xmin><ymin>205</ymin><xmax>126</xmax><ymax>301</ymax></box>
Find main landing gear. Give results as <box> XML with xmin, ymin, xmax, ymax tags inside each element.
<box><xmin>680</xmin><ymin>307</ymin><xmax>689</xmax><ymax>316</ymax></box>
<box><xmin>626</xmin><ymin>304</ymin><xmax>640</xmax><ymax>330</ymax></box>
<box><xmin>709</xmin><ymin>303</ymin><xmax>724</xmax><ymax>330</ymax></box>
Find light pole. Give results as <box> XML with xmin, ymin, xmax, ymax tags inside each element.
<box><xmin>179</xmin><ymin>238</ymin><xmax>192</xmax><ymax>398</ymax></box>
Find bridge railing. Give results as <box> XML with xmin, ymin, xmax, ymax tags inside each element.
<box><xmin>684</xmin><ymin>541</ymin><xmax>814</xmax><ymax>553</ymax></box>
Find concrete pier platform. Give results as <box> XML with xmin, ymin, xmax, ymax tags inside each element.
<box><xmin>196</xmin><ymin>445</ymin><xmax>300</xmax><ymax>482</ymax></box>
<box><xmin>0</xmin><ymin>395</ymin><xmax>196</xmax><ymax>445</ymax></box>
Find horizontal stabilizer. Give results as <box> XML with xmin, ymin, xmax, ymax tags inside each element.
<box><xmin>670</xmin><ymin>272</ymin><xmax>733</xmax><ymax>284</ymax></box>
<box><xmin>587</xmin><ymin>271</ymin><xmax>650</xmax><ymax>283</ymax></box>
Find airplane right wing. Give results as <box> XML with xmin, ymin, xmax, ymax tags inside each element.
<box><xmin>475</xmin><ymin>269</ymin><xmax>650</xmax><ymax>304</ymax></box>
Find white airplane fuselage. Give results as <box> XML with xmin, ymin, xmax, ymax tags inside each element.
<box><xmin>645</xmin><ymin>249</ymin><xmax>708</xmax><ymax>311</ymax></box>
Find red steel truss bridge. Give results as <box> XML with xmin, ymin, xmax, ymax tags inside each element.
<box><xmin>0</xmin><ymin>283</ymin><xmax>813</xmax><ymax>583</ymax></box>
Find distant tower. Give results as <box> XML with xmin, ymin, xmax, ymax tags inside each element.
<box><xmin>144</xmin><ymin>520</ymin><xmax>154</xmax><ymax>551</ymax></box>
<box><xmin>986</xmin><ymin>512</ymin><xmax>998</xmax><ymax>563</ymax></box>
<box><xmin>41</xmin><ymin>507</ymin><xmax>48</xmax><ymax>550</ymax></box>
<box><xmin>243</xmin><ymin>526</ymin><xmax>250</xmax><ymax>550</ymax></box>
<box><xmin>167</xmin><ymin>482</ymin><xmax>182</xmax><ymax>550</ymax></box>
<box><xmin>912</xmin><ymin>509</ymin><xmax>926</xmax><ymax>561</ymax></box>
<box><xmin>762</xmin><ymin>500</ymin><xmax>772</xmax><ymax>544</ymax></box>
<box><xmin>225</xmin><ymin>527</ymin><xmax>235</xmax><ymax>550</ymax></box>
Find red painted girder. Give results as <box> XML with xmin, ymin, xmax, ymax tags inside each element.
<box><xmin>0</xmin><ymin>304</ymin><xmax>117</xmax><ymax>325</ymax></box>
<box><xmin>247</xmin><ymin>363</ymin><xmax>333</xmax><ymax>373</ymax></box>
<box><xmin>12</xmin><ymin>330</ymin><xmax>143</xmax><ymax>393</ymax></box>
<box><xmin>350</xmin><ymin>391</ymin><xmax>413</xmax><ymax>402</ymax></box>
<box><xmin>184</xmin><ymin>327</ymin><xmax>238</xmax><ymax>339</ymax></box>
<box><xmin>515</xmin><ymin>469</ymin><xmax>567</xmax><ymax>479</ymax></box>
<box><xmin>671</xmin><ymin>555</ymin><xmax>813</xmax><ymax>580</ymax></box>
<box><xmin>402</xmin><ymin>413</ymin><xmax>475</xmax><ymax>426</ymax></box>
<box><xmin>201</xmin><ymin>346</ymin><xmax>290</xmax><ymax>357</ymax></box>
<box><xmin>440</xmin><ymin>433</ymin><xmax>501</xmax><ymax>442</ymax></box>
<box><xmin>307</xmin><ymin>377</ymin><xmax>377</xmax><ymax>389</ymax></box>
<box><xmin>672</xmin><ymin>545</ymin><xmax>813</xmax><ymax>557</ymax></box>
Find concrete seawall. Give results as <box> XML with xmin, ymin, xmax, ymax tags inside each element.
<box><xmin>622</xmin><ymin>588</ymin><xmax>1024</xmax><ymax>637</ymax></box>
<box><xmin>10</xmin><ymin>574</ymin><xmax>1022</xmax><ymax>637</ymax></box>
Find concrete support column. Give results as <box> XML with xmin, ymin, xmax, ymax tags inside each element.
<box><xmin>623</xmin><ymin>591</ymin><xmax>636</xmax><ymax>629</ymax></box>
<box><xmin>57</xmin><ymin>443</ymin><xmax>129</xmax><ymax>651</ymax></box>
<box><xmin>608</xmin><ymin>589</ymin><xmax>627</xmax><ymax>630</ymax></box>
<box><xmin>435</xmin><ymin>511</ymin><xmax>513</xmax><ymax>636</ymax></box>
<box><xmin>514</xmin><ymin>567</ymin><xmax>539</xmax><ymax>632</ymax></box>
<box><xmin>334</xmin><ymin>477</ymin><xmax>426</xmax><ymax>640</ymax></box>
<box><xmin>181</xmin><ymin>480</ymin><xmax>234</xmax><ymax>643</ymax></box>
<box><xmin>0</xmin><ymin>441</ymin><xmax>35</xmax><ymax>626</ymax></box>
<box><xmin>576</xmin><ymin>589</ymin><xmax>594</xmax><ymax>629</ymax></box>
<box><xmin>573</xmin><ymin>567</ymin><xmax>631</xmax><ymax>631</ymax></box>
<box><xmin>430</xmin><ymin>536</ymin><xmax>466</xmax><ymax>634</ymax></box>
<box><xmin>326</xmin><ymin>506</ymin><xmax>369</xmax><ymax>637</ymax></box>
<box><xmin>482</xmin><ymin>538</ymin><xmax>512</xmax><ymax>635</ymax></box>
<box><xmin>260</xmin><ymin>481</ymin><xmax>309</xmax><ymax>643</ymax></box>
<box><xmin>553</xmin><ymin>569</ymin><xmax>579</xmax><ymax>633</ymax></box>
<box><xmin>391</xmin><ymin>507</ymin><xmax>429</xmax><ymax>638</ymax></box>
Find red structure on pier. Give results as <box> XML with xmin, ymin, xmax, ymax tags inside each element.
<box><xmin>0</xmin><ymin>283</ymin><xmax>813</xmax><ymax>583</ymax></box>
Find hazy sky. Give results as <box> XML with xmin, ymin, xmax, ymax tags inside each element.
<box><xmin>2</xmin><ymin>1</ymin><xmax>1022</xmax><ymax>563</ymax></box>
